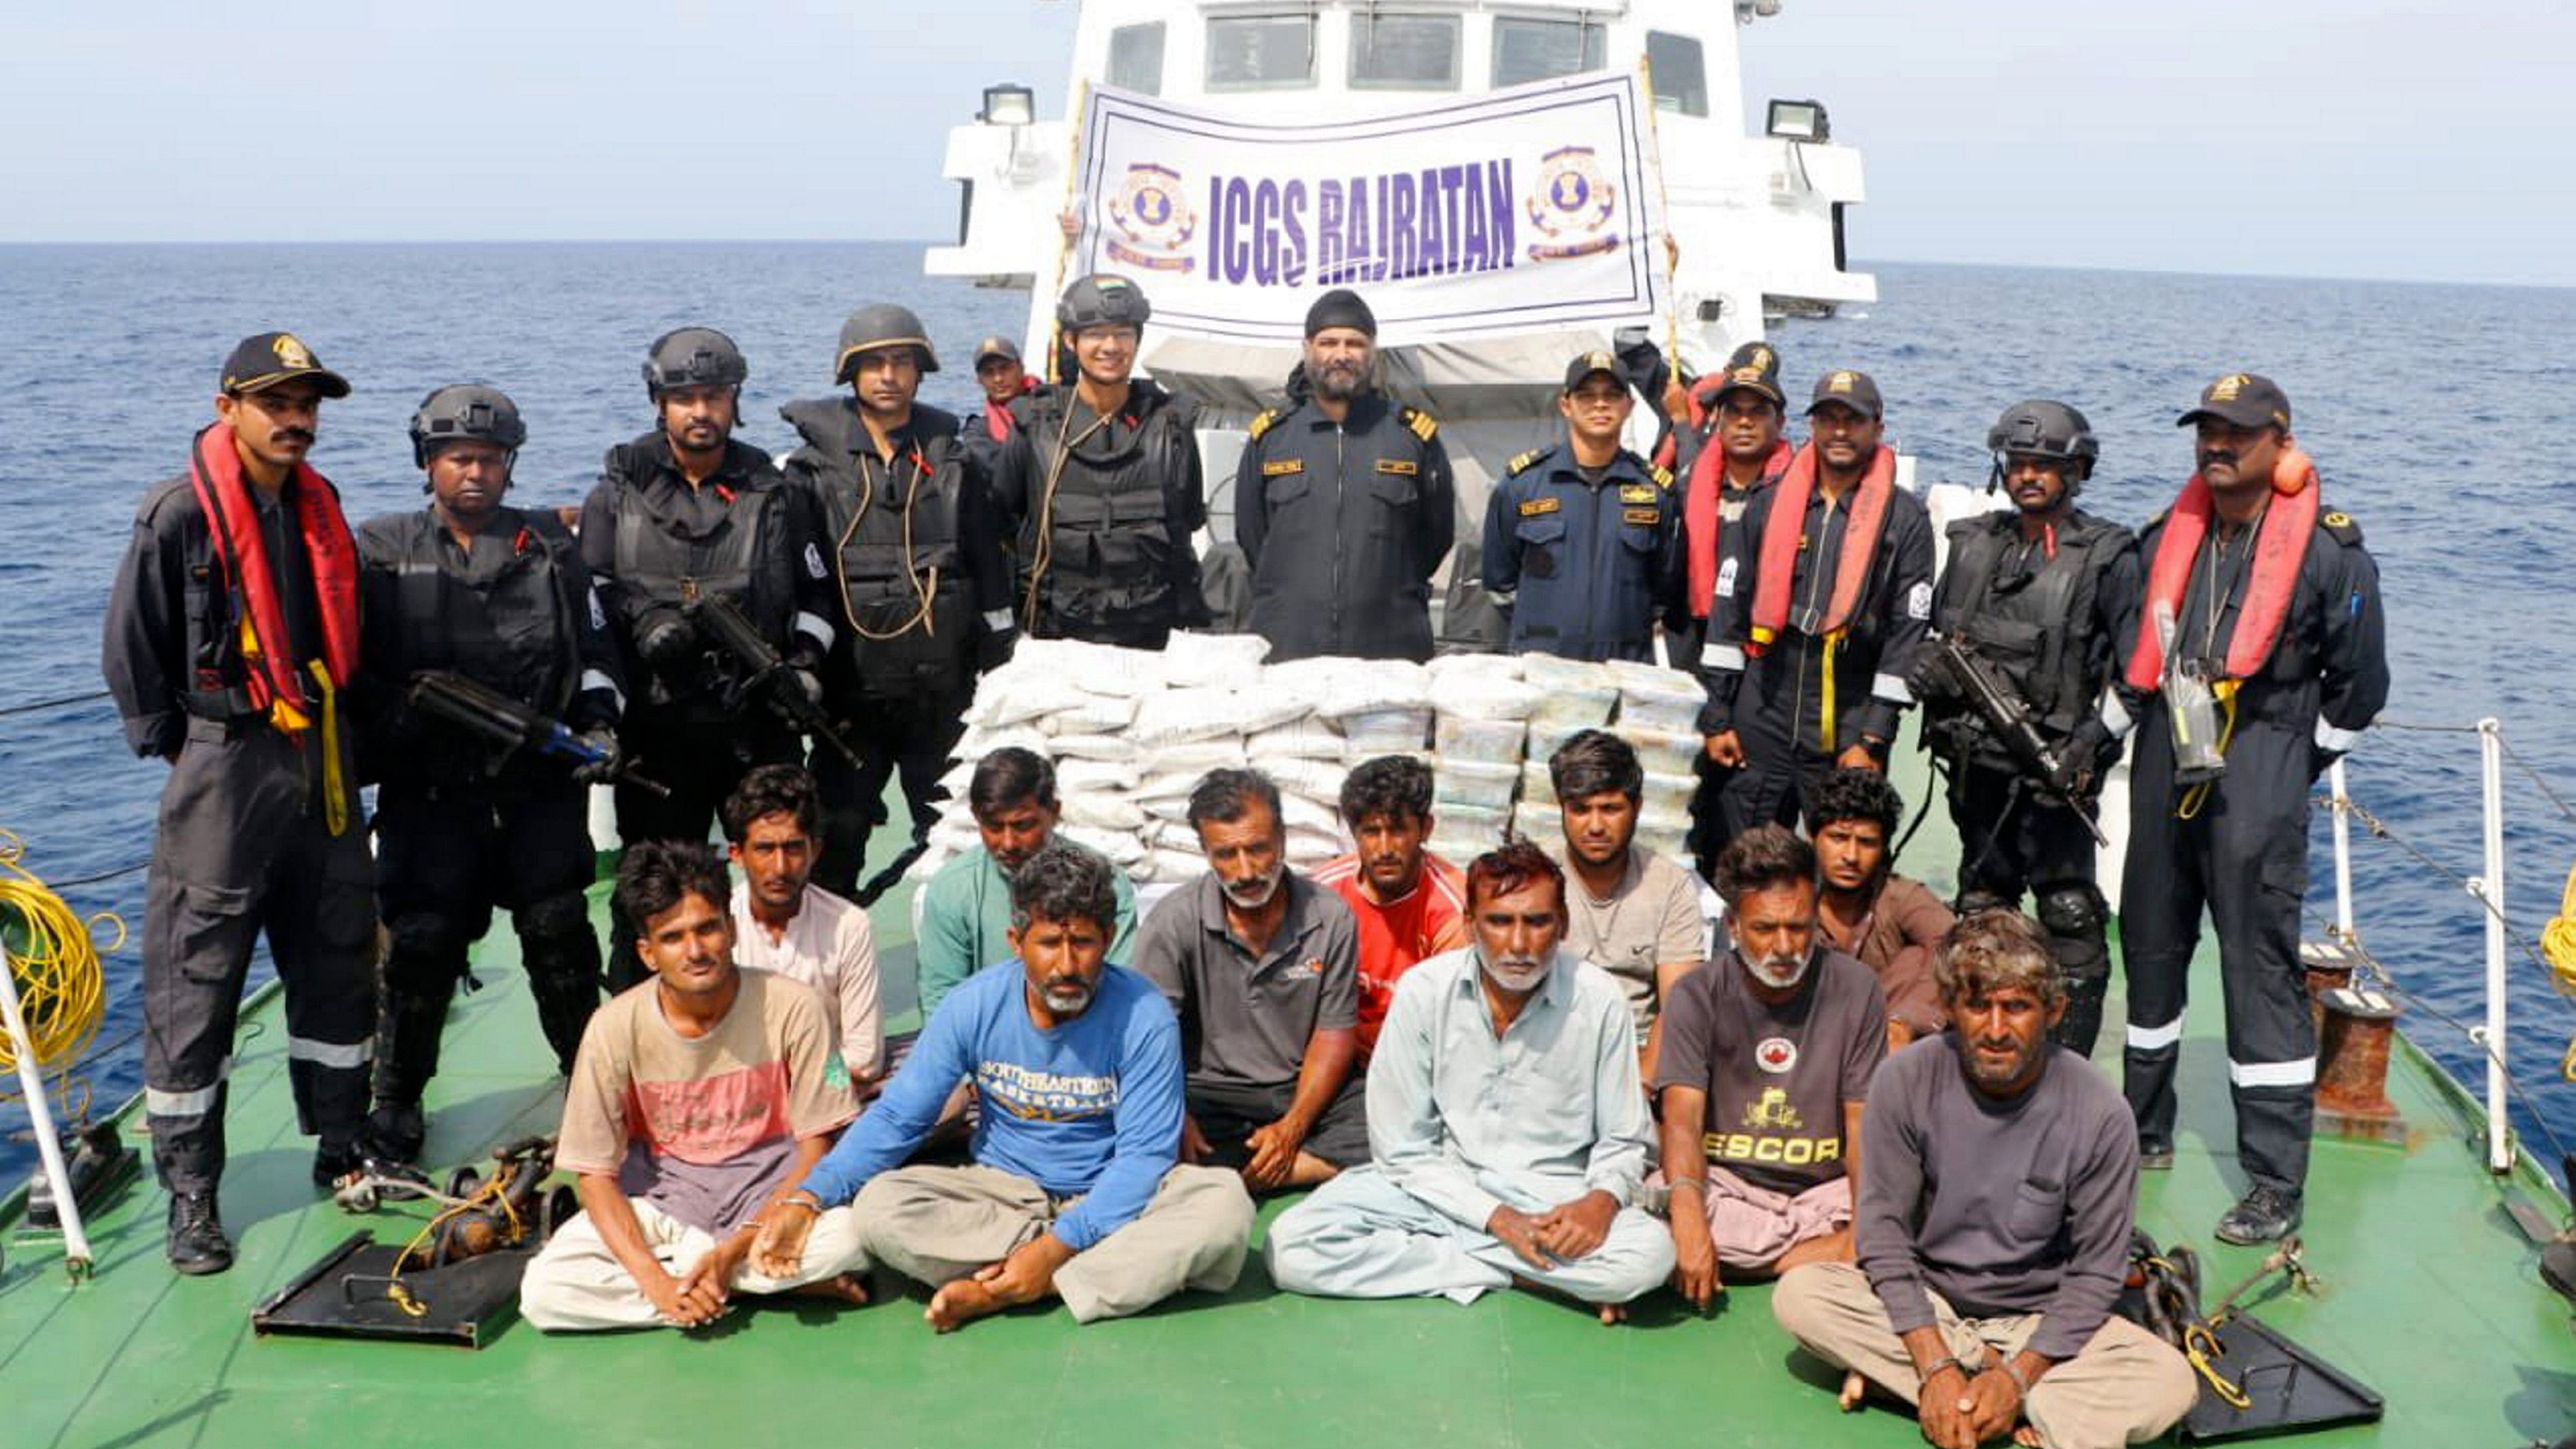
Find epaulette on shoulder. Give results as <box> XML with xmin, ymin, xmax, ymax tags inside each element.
<box><xmin>1400</xmin><ymin>405</ymin><xmax>1438</xmax><ymax>442</ymax></box>
<box><xmin>2319</xmin><ymin>508</ymin><xmax>2364</xmax><ymax>546</ymax></box>
<box><xmin>1507</xmin><ymin>448</ymin><xmax>1546</xmax><ymax>476</ymax></box>
<box><xmin>1647</xmin><ymin>462</ymin><xmax>1675</xmax><ymax>491</ymax></box>
<box><xmin>1246</xmin><ymin>408</ymin><xmax>1284</xmax><ymax>442</ymax></box>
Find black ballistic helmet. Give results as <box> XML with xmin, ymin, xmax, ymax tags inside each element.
<box><xmin>1056</xmin><ymin>273</ymin><xmax>1151</xmax><ymax>332</ymax></box>
<box><xmin>643</xmin><ymin>327</ymin><xmax>750</xmax><ymax>399</ymax></box>
<box><xmin>408</xmin><ymin>383</ymin><xmax>526</xmax><ymax>468</ymax></box>
<box><xmin>1987</xmin><ymin>399</ymin><xmax>2099</xmax><ymax>482</ymax></box>
<box><xmin>835</xmin><ymin>303</ymin><xmax>940</xmax><ymax>383</ymax></box>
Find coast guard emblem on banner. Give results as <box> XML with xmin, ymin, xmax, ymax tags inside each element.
<box><xmin>1525</xmin><ymin>146</ymin><xmax>1619</xmax><ymax>261</ymax></box>
<box><xmin>1108</xmin><ymin>162</ymin><xmax>1198</xmax><ymax>273</ymax></box>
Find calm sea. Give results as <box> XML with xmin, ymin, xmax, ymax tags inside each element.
<box><xmin>4</xmin><ymin>243</ymin><xmax>2574</xmax><ymax>1190</ymax></box>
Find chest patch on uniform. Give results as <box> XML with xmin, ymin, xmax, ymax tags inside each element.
<box><xmin>1374</xmin><ymin>459</ymin><xmax>1418</xmax><ymax>476</ymax></box>
<box><xmin>1261</xmin><ymin>458</ymin><xmax>1305</xmax><ymax>477</ymax></box>
<box><xmin>1623</xmin><ymin>507</ymin><xmax>1662</xmax><ymax>526</ymax></box>
<box><xmin>1519</xmin><ymin>497</ymin><xmax>1561</xmax><ymax>518</ymax></box>
<box><xmin>1619</xmin><ymin>484</ymin><xmax>1659</xmax><ymax>504</ymax></box>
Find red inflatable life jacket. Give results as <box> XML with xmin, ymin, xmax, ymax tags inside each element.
<box><xmin>184</xmin><ymin>420</ymin><xmax>361</xmax><ymax>732</ymax></box>
<box><xmin>2124</xmin><ymin>448</ymin><xmax>2319</xmax><ymax>691</ymax></box>
<box><xmin>1747</xmin><ymin>440</ymin><xmax>1897</xmax><ymax>655</ymax></box>
<box><xmin>1683</xmin><ymin>435</ymin><xmax>1792</xmax><ymax>619</ymax></box>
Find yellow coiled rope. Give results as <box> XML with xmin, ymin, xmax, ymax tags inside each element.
<box><xmin>0</xmin><ymin>830</ymin><xmax>119</xmax><ymax>1098</ymax></box>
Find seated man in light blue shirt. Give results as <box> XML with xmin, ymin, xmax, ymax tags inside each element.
<box><xmin>914</xmin><ymin>748</ymin><xmax>1137</xmax><ymax>1018</ymax></box>
<box><xmin>1265</xmin><ymin>840</ymin><xmax>1675</xmax><ymax>1322</ymax></box>
<box><xmin>751</xmin><ymin>840</ymin><xmax>1249</xmax><ymax>1332</ymax></box>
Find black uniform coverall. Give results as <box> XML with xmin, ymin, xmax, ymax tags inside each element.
<box><xmin>103</xmin><ymin>467</ymin><xmax>375</xmax><ymax>1194</ymax></box>
<box><xmin>356</xmin><ymin>506</ymin><xmax>622</xmax><ymax>1092</ymax></box>
<box><xmin>991</xmin><ymin>379</ymin><xmax>1208</xmax><ymax>650</ymax></box>
<box><xmin>1234</xmin><ymin>390</ymin><xmax>1456</xmax><ymax>663</ymax></box>
<box><xmin>1479</xmin><ymin>443</ymin><xmax>1682</xmax><ymax>663</ymax></box>
<box><xmin>782</xmin><ymin>397</ymin><xmax>1011</xmax><ymax>896</ymax></box>
<box><xmin>2117</xmin><ymin>506</ymin><xmax>2386</xmax><ymax>1194</ymax></box>
<box><xmin>1923</xmin><ymin>507</ymin><xmax>2140</xmax><ymax>1055</ymax></box>
<box><xmin>1698</xmin><ymin>470</ymin><xmax>1935</xmax><ymax>843</ymax></box>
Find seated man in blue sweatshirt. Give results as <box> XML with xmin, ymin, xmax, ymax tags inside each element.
<box><xmin>751</xmin><ymin>840</ymin><xmax>1253</xmax><ymax>1332</ymax></box>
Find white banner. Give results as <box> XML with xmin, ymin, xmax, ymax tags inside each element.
<box><xmin>1066</xmin><ymin>71</ymin><xmax>1668</xmax><ymax>347</ymax></box>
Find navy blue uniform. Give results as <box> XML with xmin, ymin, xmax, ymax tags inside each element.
<box><xmin>1479</xmin><ymin>444</ymin><xmax>1681</xmax><ymax>663</ymax></box>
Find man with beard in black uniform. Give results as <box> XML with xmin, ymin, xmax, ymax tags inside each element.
<box><xmin>1920</xmin><ymin>401</ymin><xmax>2138</xmax><ymax>1058</ymax></box>
<box><xmin>782</xmin><ymin>305</ymin><xmax>1013</xmax><ymax>899</ymax></box>
<box><xmin>1234</xmin><ymin>289</ymin><xmax>1454</xmax><ymax>662</ymax></box>
<box><xmin>581</xmin><ymin>327</ymin><xmax>836</xmax><ymax>981</ymax></box>
<box><xmin>2116</xmin><ymin>373</ymin><xmax>2386</xmax><ymax>1245</ymax></box>
<box><xmin>1700</xmin><ymin>370</ymin><xmax>1935</xmax><ymax>840</ymax></box>
<box><xmin>358</xmin><ymin>385</ymin><xmax>624</xmax><ymax>1165</ymax></box>
<box><xmin>992</xmin><ymin>273</ymin><xmax>1209</xmax><ymax>649</ymax></box>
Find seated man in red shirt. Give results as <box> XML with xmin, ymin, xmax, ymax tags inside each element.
<box><xmin>1313</xmin><ymin>755</ymin><xmax>1468</xmax><ymax>1060</ymax></box>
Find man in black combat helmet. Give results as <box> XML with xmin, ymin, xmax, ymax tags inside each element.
<box><xmin>782</xmin><ymin>305</ymin><xmax>1013</xmax><ymax>899</ymax></box>
<box><xmin>357</xmin><ymin>385</ymin><xmax>625</xmax><ymax>1165</ymax></box>
<box><xmin>579</xmin><ymin>327</ymin><xmax>836</xmax><ymax>980</ymax></box>
<box><xmin>1235</xmin><ymin>288</ymin><xmax>1456</xmax><ymax>662</ymax></box>
<box><xmin>103</xmin><ymin>332</ymin><xmax>377</xmax><ymax>1274</ymax></box>
<box><xmin>990</xmin><ymin>273</ymin><xmax>1209</xmax><ymax>649</ymax></box>
<box><xmin>1919</xmin><ymin>400</ymin><xmax>2140</xmax><ymax>1058</ymax></box>
<box><xmin>2116</xmin><ymin>372</ymin><xmax>2387</xmax><ymax>1245</ymax></box>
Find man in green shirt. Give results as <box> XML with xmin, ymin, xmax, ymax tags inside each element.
<box><xmin>917</xmin><ymin>748</ymin><xmax>1138</xmax><ymax>1015</ymax></box>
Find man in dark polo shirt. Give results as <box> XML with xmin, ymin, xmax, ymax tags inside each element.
<box><xmin>1772</xmin><ymin>909</ymin><xmax>2194</xmax><ymax>1449</ymax></box>
<box><xmin>1132</xmin><ymin>768</ymin><xmax>1367</xmax><ymax>1192</ymax></box>
<box><xmin>1657</xmin><ymin>826</ymin><xmax>1885</xmax><ymax>1305</ymax></box>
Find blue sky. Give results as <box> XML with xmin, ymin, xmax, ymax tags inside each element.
<box><xmin>5</xmin><ymin>0</ymin><xmax>2567</xmax><ymax>286</ymax></box>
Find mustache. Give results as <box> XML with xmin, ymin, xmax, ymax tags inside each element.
<box><xmin>275</xmin><ymin>428</ymin><xmax>315</xmax><ymax>445</ymax></box>
<box><xmin>2199</xmin><ymin>450</ymin><xmax>2237</xmax><ymax>470</ymax></box>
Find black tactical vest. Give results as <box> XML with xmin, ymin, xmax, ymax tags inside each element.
<box><xmin>1937</xmin><ymin>510</ymin><xmax>2125</xmax><ymax>748</ymax></box>
<box><xmin>1019</xmin><ymin>385</ymin><xmax>1194</xmax><ymax>639</ymax></box>
<box><xmin>787</xmin><ymin>399</ymin><xmax>977</xmax><ymax>699</ymax></box>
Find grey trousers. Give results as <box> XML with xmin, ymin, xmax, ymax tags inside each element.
<box><xmin>852</xmin><ymin>1163</ymin><xmax>1253</xmax><ymax>1323</ymax></box>
<box><xmin>1771</xmin><ymin>1262</ymin><xmax>2199</xmax><ymax>1449</ymax></box>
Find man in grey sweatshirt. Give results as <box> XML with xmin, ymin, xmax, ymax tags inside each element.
<box><xmin>1771</xmin><ymin>910</ymin><xmax>2195</xmax><ymax>1449</ymax></box>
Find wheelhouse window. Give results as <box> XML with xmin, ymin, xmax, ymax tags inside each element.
<box><xmin>1108</xmin><ymin>23</ymin><xmax>1167</xmax><ymax>95</ymax></box>
<box><xmin>1207</xmin><ymin>14</ymin><xmax>1317</xmax><ymax>90</ymax></box>
<box><xmin>1492</xmin><ymin>16</ymin><xmax>1606</xmax><ymax>87</ymax></box>
<box><xmin>1645</xmin><ymin>31</ymin><xmax>1709</xmax><ymax>116</ymax></box>
<box><xmin>1350</xmin><ymin>13</ymin><xmax>1462</xmax><ymax>91</ymax></box>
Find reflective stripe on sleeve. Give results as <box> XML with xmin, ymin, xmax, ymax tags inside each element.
<box><xmin>794</xmin><ymin>610</ymin><xmax>836</xmax><ymax>651</ymax></box>
<box><xmin>2315</xmin><ymin>719</ymin><xmax>2364</xmax><ymax>754</ymax></box>
<box><xmin>1700</xmin><ymin>641</ymin><xmax>1746</xmax><ymax>673</ymax></box>
<box><xmin>1871</xmin><ymin>672</ymin><xmax>1912</xmax><ymax>705</ymax></box>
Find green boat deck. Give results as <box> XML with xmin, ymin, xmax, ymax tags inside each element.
<box><xmin>5</xmin><ymin>769</ymin><xmax>2573</xmax><ymax>1449</ymax></box>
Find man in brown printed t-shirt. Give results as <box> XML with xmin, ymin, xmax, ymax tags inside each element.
<box><xmin>519</xmin><ymin>840</ymin><xmax>868</xmax><ymax>1331</ymax></box>
<box><xmin>1656</xmin><ymin>826</ymin><xmax>1885</xmax><ymax>1307</ymax></box>
<box><xmin>1808</xmin><ymin>768</ymin><xmax>1953</xmax><ymax>1046</ymax></box>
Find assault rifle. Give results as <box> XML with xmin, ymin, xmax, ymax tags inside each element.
<box><xmin>1918</xmin><ymin>633</ymin><xmax>2109</xmax><ymax>846</ymax></box>
<box><xmin>685</xmin><ymin>593</ymin><xmax>864</xmax><ymax>768</ymax></box>
<box><xmin>404</xmin><ymin>671</ymin><xmax>669</xmax><ymax>798</ymax></box>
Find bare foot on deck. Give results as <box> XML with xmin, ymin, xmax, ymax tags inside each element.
<box><xmin>2012</xmin><ymin>1427</ymin><xmax>2041</xmax><ymax>1448</ymax></box>
<box><xmin>1838</xmin><ymin>1370</ymin><xmax>1867</xmax><ymax>1411</ymax></box>
<box><xmin>1597</xmin><ymin>1301</ymin><xmax>1627</xmax><ymax>1326</ymax></box>
<box><xmin>925</xmin><ymin>1277</ymin><xmax>1009</xmax><ymax>1333</ymax></box>
<box><xmin>788</xmin><ymin>1273</ymin><xmax>870</xmax><ymax>1306</ymax></box>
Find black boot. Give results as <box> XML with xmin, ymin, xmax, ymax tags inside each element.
<box><xmin>2216</xmin><ymin>1183</ymin><xmax>2305</xmax><ymax>1245</ymax></box>
<box><xmin>166</xmin><ymin>1191</ymin><xmax>233</xmax><ymax>1275</ymax></box>
<box><xmin>522</xmin><ymin>931</ymin><xmax>605</xmax><ymax>1076</ymax></box>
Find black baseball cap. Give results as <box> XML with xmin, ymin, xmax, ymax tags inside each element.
<box><xmin>221</xmin><ymin>331</ymin><xmax>350</xmax><ymax>399</ymax></box>
<box><xmin>973</xmin><ymin>335</ymin><xmax>1022</xmax><ymax>367</ymax></box>
<box><xmin>1712</xmin><ymin>340</ymin><xmax>1785</xmax><ymax>407</ymax></box>
<box><xmin>2177</xmin><ymin>372</ymin><xmax>2291</xmax><ymax>430</ymax></box>
<box><xmin>1807</xmin><ymin>368</ymin><xmax>1882</xmax><ymax>420</ymax></box>
<box><xmin>1562</xmin><ymin>349</ymin><xmax>1633</xmax><ymax>393</ymax></box>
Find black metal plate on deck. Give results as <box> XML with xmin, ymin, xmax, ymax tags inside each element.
<box><xmin>249</xmin><ymin>1231</ymin><xmax>532</xmax><ymax>1347</ymax></box>
<box><xmin>2180</xmin><ymin>1313</ymin><xmax>2386</xmax><ymax>1442</ymax></box>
